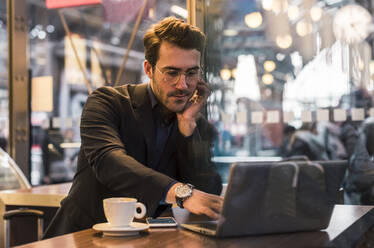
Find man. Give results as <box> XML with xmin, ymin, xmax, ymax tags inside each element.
<box><xmin>43</xmin><ymin>16</ymin><xmax>223</xmax><ymax>238</ymax></box>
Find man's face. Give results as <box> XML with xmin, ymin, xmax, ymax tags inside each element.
<box><xmin>144</xmin><ymin>41</ymin><xmax>201</xmax><ymax>113</ymax></box>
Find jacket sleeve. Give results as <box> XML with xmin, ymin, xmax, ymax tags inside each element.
<box><xmin>80</xmin><ymin>87</ymin><xmax>175</xmax><ymax>215</ymax></box>
<box><xmin>175</xmin><ymin>117</ymin><xmax>222</xmax><ymax>195</ymax></box>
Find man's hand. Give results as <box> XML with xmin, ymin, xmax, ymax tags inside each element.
<box><xmin>177</xmin><ymin>79</ymin><xmax>211</xmax><ymax>137</ymax></box>
<box><xmin>182</xmin><ymin>189</ymin><xmax>223</xmax><ymax>219</ymax></box>
<box><xmin>166</xmin><ymin>183</ymin><xmax>223</xmax><ymax>219</ymax></box>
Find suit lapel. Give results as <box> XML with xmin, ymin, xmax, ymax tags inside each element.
<box><xmin>130</xmin><ymin>83</ymin><xmax>157</xmax><ymax>168</ymax></box>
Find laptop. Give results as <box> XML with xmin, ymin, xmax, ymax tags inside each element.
<box><xmin>174</xmin><ymin>160</ymin><xmax>347</xmax><ymax>237</ymax></box>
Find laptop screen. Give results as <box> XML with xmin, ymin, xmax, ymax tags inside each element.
<box><xmin>216</xmin><ymin>160</ymin><xmax>347</xmax><ymax>237</ymax></box>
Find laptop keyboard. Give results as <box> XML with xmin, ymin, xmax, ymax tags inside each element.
<box><xmin>192</xmin><ymin>221</ymin><xmax>218</xmax><ymax>230</ymax></box>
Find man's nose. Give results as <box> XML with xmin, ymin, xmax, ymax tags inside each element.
<box><xmin>175</xmin><ymin>74</ymin><xmax>188</xmax><ymax>90</ymax></box>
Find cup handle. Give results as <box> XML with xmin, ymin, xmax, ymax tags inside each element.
<box><xmin>134</xmin><ymin>202</ymin><xmax>146</xmax><ymax>219</ymax></box>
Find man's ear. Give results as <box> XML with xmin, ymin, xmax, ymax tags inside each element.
<box><xmin>144</xmin><ymin>60</ymin><xmax>153</xmax><ymax>79</ymax></box>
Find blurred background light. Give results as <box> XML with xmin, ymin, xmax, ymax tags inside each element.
<box><xmin>310</xmin><ymin>6</ymin><xmax>323</xmax><ymax>22</ymax></box>
<box><xmin>262</xmin><ymin>73</ymin><xmax>274</xmax><ymax>85</ymax></box>
<box><xmin>262</xmin><ymin>0</ymin><xmax>273</xmax><ymax>11</ymax></box>
<box><xmin>264</xmin><ymin>60</ymin><xmax>276</xmax><ymax>72</ymax></box>
<box><xmin>296</xmin><ymin>20</ymin><xmax>313</xmax><ymax>37</ymax></box>
<box><xmin>170</xmin><ymin>5</ymin><xmax>188</xmax><ymax>19</ymax></box>
<box><xmin>276</xmin><ymin>34</ymin><xmax>292</xmax><ymax>49</ymax></box>
<box><xmin>220</xmin><ymin>68</ymin><xmax>232</xmax><ymax>80</ymax></box>
<box><xmin>288</xmin><ymin>5</ymin><xmax>299</xmax><ymax>21</ymax></box>
<box><xmin>245</xmin><ymin>12</ymin><xmax>263</xmax><ymax>29</ymax></box>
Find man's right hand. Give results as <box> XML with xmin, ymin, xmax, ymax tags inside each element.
<box><xmin>166</xmin><ymin>183</ymin><xmax>223</xmax><ymax>219</ymax></box>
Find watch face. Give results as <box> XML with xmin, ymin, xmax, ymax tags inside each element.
<box><xmin>176</xmin><ymin>184</ymin><xmax>192</xmax><ymax>198</ymax></box>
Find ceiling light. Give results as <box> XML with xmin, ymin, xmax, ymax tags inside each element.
<box><xmin>262</xmin><ymin>73</ymin><xmax>274</xmax><ymax>85</ymax></box>
<box><xmin>276</xmin><ymin>53</ymin><xmax>286</xmax><ymax>61</ymax></box>
<box><xmin>245</xmin><ymin>12</ymin><xmax>263</xmax><ymax>29</ymax></box>
<box><xmin>325</xmin><ymin>0</ymin><xmax>343</xmax><ymax>5</ymax></box>
<box><xmin>310</xmin><ymin>6</ymin><xmax>323</xmax><ymax>22</ymax></box>
<box><xmin>231</xmin><ymin>68</ymin><xmax>237</xmax><ymax>79</ymax></box>
<box><xmin>38</xmin><ymin>30</ymin><xmax>47</xmax><ymax>39</ymax></box>
<box><xmin>358</xmin><ymin>59</ymin><xmax>364</xmax><ymax>71</ymax></box>
<box><xmin>370</xmin><ymin>61</ymin><xmax>374</xmax><ymax>74</ymax></box>
<box><xmin>264</xmin><ymin>60</ymin><xmax>276</xmax><ymax>72</ymax></box>
<box><xmin>46</xmin><ymin>25</ymin><xmax>55</xmax><ymax>33</ymax></box>
<box><xmin>262</xmin><ymin>0</ymin><xmax>273</xmax><ymax>11</ymax></box>
<box><xmin>271</xmin><ymin>0</ymin><xmax>287</xmax><ymax>14</ymax></box>
<box><xmin>223</xmin><ymin>29</ymin><xmax>239</xmax><ymax>36</ymax></box>
<box><xmin>170</xmin><ymin>5</ymin><xmax>188</xmax><ymax>19</ymax></box>
<box><xmin>220</xmin><ymin>68</ymin><xmax>231</xmax><ymax>81</ymax></box>
<box><xmin>148</xmin><ymin>8</ymin><xmax>155</xmax><ymax>19</ymax></box>
<box><xmin>111</xmin><ymin>37</ymin><xmax>120</xmax><ymax>45</ymax></box>
<box><xmin>276</xmin><ymin>34</ymin><xmax>292</xmax><ymax>49</ymax></box>
<box><xmin>296</xmin><ymin>20</ymin><xmax>313</xmax><ymax>37</ymax></box>
<box><xmin>287</xmin><ymin>5</ymin><xmax>299</xmax><ymax>21</ymax></box>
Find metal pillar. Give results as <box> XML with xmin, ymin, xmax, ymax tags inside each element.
<box><xmin>187</xmin><ymin>0</ymin><xmax>205</xmax><ymax>31</ymax></box>
<box><xmin>7</xmin><ymin>0</ymin><xmax>30</xmax><ymax>180</ymax></box>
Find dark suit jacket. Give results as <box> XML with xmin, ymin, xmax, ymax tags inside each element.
<box><xmin>43</xmin><ymin>83</ymin><xmax>222</xmax><ymax>238</ymax></box>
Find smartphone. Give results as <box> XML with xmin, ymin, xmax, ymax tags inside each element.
<box><xmin>146</xmin><ymin>217</ymin><xmax>178</xmax><ymax>227</ymax></box>
<box><xmin>189</xmin><ymin>89</ymin><xmax>199</xmax><ymax>103</ymax></box>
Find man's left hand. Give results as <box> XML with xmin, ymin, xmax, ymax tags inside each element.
<box><xmin>182</xmin><ymin>189</ymin><xmax>224</xmax><ymax>219</ymax></box>
<box><xmin>165</xmin><ymin>183</ymin><xmax>223</xmax><ymax>219</ymax></box>
<box><xmin>177</xmin><ymin>79</ymin><xmax>211</xmax><ymax>137</ymax></box>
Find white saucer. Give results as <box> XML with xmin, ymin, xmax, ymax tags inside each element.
<box><xmin>92</xmin><ymin>222</ymin><xmax>149</xmax><ymax>237</ymax></box>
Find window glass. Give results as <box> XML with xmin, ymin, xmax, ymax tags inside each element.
<box><xmin>28</xmin><ymin>0</ymin><xmax>188</xmax><ymax>185</ymax></box>
<box><xmin>0</xmin><ymin>1</ymin><xmax>8</xmax><ymax>153</ymax></box>
<box><xmin>204</xmin><ymin>1</ymin><xmax>374</xmax><ymax>189</ymax></box>
<box><xmin>0</xmin><ymin>148</ymin><xmax>30</xmax><ymax>190</ymax></box>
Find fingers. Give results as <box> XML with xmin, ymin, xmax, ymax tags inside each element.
<box><xmin>195</xmin><ymin>190</ymin><xmax>224</xmax><ymax>217</ymax></box>
<box><xmin>182</xmin><ymin>189</ymin><xmax>224</xmax><ymax>219</ymax></box>
<box><xmin>205</xmin><ymin>195</ymin><xmax>223</xmax><ymax>214</ymax></box>
<box><xmin>196</xmin><ymin>80</ymin><xmax>211</xmax><ymax>99</ymax></box>
<box><xmin>203</xmin><ymin>207</ymin><xmax>220</xmax><ymax>220</ymax></box>
<box><xmin>203</xmin><ymin>191</ymin><xmax>224</xmax><ymax>203</ymax></box>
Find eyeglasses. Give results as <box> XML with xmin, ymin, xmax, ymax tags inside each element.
<box><xmin>155</xmin><ymin>66</ymin><xmax>201</xmax><ymax>85</ymax></box>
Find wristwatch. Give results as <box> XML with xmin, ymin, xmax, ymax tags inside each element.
<box><xmin>175</xmin><ymin>183</ymin><xmax>194</xmax><ymax>208</ymax></box>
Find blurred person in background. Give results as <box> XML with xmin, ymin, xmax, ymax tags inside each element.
<box><xmin>41</xmin><ymin>124</ymin><xmax>65</xmax><ymax>184</ymax></box>
<box><xmin>283</xmin><ymin>123</ymin><xmax>330</xmax><ymax>161</ymax></box>
<box><xmin>278</xmin><ymin>124</ymin><xmax>296</xmax><ymax>158</ymax></box>
<box><xmin>0</xmin><ymin>130</ymin><xmax>7</xmax><ymax>151</ymax></box>
<box><xmin>344</xmin><ymin>118</ymin><xmax>374</xmax><ymax>205</ymax></box>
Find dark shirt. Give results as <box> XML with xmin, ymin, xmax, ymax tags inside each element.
<box><xmin>147</xmin><ymin>85</ymin><xmax>175</xmax><ymax>169</ymax></box>
<box><xmin>147</xmin><ymin>85</ymin><xmax>177</xmax><ymax>206</ymax></box>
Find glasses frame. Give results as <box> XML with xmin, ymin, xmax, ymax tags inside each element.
<box><xmin>154</xmin><ymin>65</ymin><xmax>202</xmax><ymax>85</ymax></box>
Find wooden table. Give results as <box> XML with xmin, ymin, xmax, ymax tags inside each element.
<box><xmin>14</xmin><ymin>205</ymin><xmax>374</xmax><ymax>248</ymax></box>
<box><xmin>0</xmin><ymin>182</ymin><xmax>71</xmax><ymax>207</ymax></box>
<box><xmin>0</xmin><ymin>183</ymin><xmax>71</xmax><ymax>247</ymax></box>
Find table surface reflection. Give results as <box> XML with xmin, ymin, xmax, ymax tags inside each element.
<box><xmin>14</xmin><ymin>205</ymin><xmax>374</xmax><ymax>248</ymax></box>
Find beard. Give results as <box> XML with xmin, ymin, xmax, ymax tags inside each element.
<box><xmin>151</xmin><ymin>76</ymin><xmax>192</xmax><ymax>113</ymax></box>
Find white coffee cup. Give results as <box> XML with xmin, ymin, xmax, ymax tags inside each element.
<box><xmin>103</xmin><ymin>197</ymin><xmax>146</xmax><ymax>227</ymax></box>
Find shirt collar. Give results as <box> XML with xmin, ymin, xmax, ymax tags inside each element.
<box><xmin>147</xmin><ymin>83</ymin><xmax>158</xmax><ymax>109</ymax></box>
<box><xmin>147</xmin><ymin>83</ymin><xmax>176</xmax><ymax>125</ymax></box>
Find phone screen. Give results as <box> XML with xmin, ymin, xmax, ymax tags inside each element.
<box><xmin>146</xmin><ymin>217</ymin><xmax>178</xmax><ymax>227</ymax></box>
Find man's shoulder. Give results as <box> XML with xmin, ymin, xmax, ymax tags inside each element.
<box><xmin>93</xmin><ymin>83</ymin><xmax>146</xmax><ymax>96</ymax></box>
<box><xmin>88</xmin><ymin>83</ymin><xmax>148</xmax><ymax>103</ymax></box>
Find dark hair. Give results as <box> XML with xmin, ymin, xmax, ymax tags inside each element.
<box><xmin>283</xmin><ymin>124</ymin><xmax>296</xmax><ymax>135</ymax></box>
<box><xmin>143</xmin><ymin>16</ymin><xmax>206</xmax><ymax>68</ymax></box>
